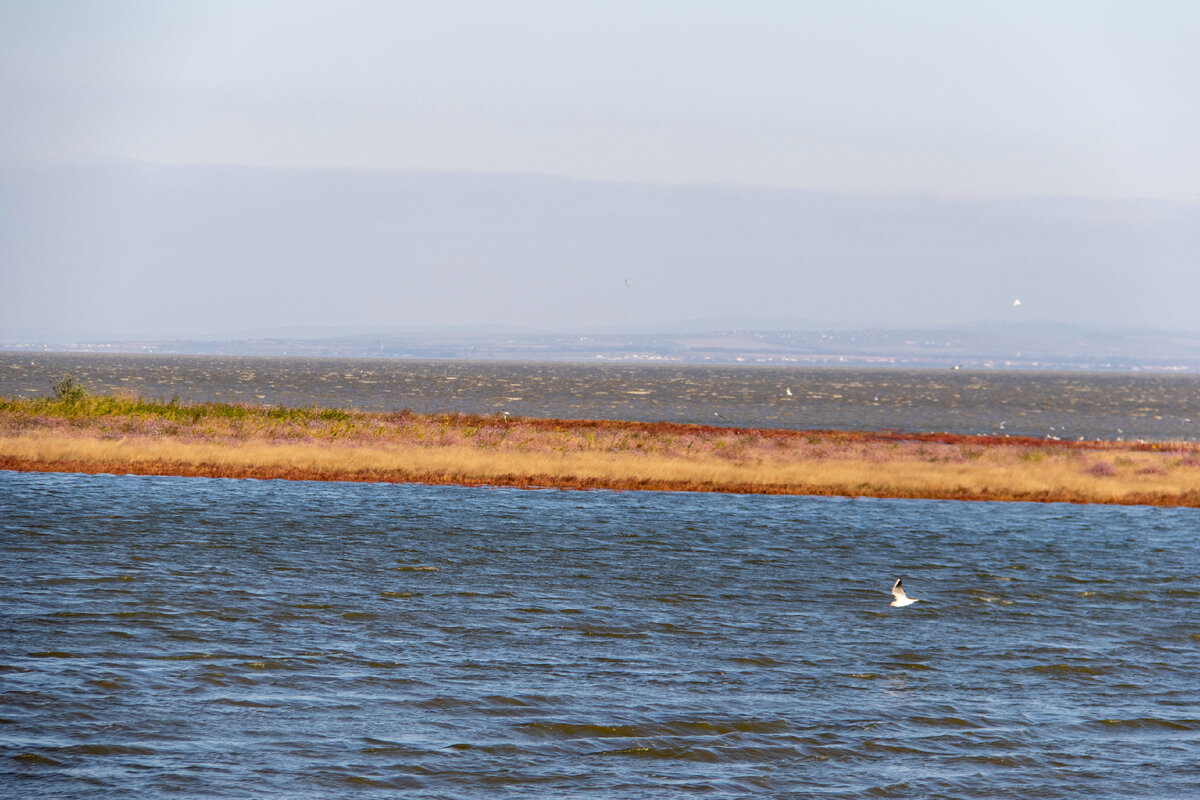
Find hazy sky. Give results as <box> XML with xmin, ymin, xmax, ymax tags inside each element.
<box><xmin>2</xmin><ymin>1</ymin><xmax>1198</xmax><ymax>337</ymax></box>
<box><xmin>4</xmin><ymin>0</ymin><xmax>1199</xmax><ymax>198</ymax></box>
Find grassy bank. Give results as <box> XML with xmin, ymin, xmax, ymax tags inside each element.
<box><xmin>3</xmin><ymin>394</ymin><xmax>1200</xmax><ymax>506</ymax></box>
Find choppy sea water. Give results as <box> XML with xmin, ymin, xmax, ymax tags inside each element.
<box><xmin>3</xmin><ymin>470</ymin><xmax>1199</xmax><ymax>798</ymax></box>
<box><xmin>3</xmin><ymin>353</ymin><xmax>1200</xmax><ymax>441</ymax></box>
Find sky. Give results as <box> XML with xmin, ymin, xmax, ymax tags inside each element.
<box><xmin>2</xmin><ymin>1</ymin><xmax>1198</xmax><ymax>339</ymax></box>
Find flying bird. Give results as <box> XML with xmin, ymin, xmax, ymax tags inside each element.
<box><xmin>1012</xmin><ymin>299</ymin><xmax>1021</xmax><ymax>307</ymax></box>
<box><xmin>890</xmin><ymin>578</ymin><xmax>919</xmax><ymax>607</ymax></box>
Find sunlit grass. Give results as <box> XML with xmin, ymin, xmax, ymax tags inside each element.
<box><xmin>3</xmin><ymin>395</ymin><xmax>1200</xmax><ymax>505</ymax></box>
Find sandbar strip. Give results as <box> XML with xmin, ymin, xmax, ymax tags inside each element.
<box><xmin>3</xmin><ymin>397</ymin><xmax>1199</xmax><ymax>506</ymax></box>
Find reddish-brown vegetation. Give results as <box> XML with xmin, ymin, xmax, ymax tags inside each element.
<box><xmin>3</xmin><ymin>396</ymin><xmax>1200</xmax><ymax>506</ymax></box>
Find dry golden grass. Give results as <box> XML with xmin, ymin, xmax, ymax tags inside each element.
<box><xmin>3</xmin><ymin>396</ymin><xmax>1200</xmax><ymax>505</ymax></box>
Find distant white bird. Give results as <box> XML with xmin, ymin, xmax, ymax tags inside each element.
<box><xmin>890</xmin><ymin>578</ymin><xmax>919</xmax><ymax>607</ymax></box>
<box><xmin>785</xmin><ymin>387</ymin><xmax>793</xmax><ymax>396</ymax></box>
<box><xmin>1012</xmin><ymin>299</ymin><xmax>1021</xmax><ymax>307</ymax></box>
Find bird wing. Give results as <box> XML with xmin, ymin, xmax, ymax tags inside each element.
<box><xmin>891</xmin><ymin>579</ymin><xmax>909</xmax><ymax>602</ymax></box>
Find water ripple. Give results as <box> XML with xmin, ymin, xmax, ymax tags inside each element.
<box><xmin>3</xmin><ymin>471</ymin><xmax>1200</xmax><ymax>798</ymax></box>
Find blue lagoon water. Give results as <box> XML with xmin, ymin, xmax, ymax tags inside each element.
<box><xmin>3</xmin><ymin>470</ymin><xmax>1199</xmax><ymax>798</ymax></box>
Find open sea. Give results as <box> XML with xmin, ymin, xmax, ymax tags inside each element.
<box><xmin>3</xmin><ymin>352</ymin><xmax>1200</xmax><ymax>441</ymax></box>
<box><xmin>3</xmin><ymin>354</ymin><xmax>1200</xmax><ymax>798</ymax></box>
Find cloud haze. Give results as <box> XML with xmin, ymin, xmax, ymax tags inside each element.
<box><xmin>1</xmin><ymin>2</ymin><xmax>1197</xmax><ymax>338</ymax></box>
<box><xmin>3</xmin><ymin>164</ymin><xmax>1197</xmax><ymax>338</ymax></box>
<box><xmin>3</xmin><ymin>1</ymin><xmax>1198</xmax><ymax>199</ymax></box>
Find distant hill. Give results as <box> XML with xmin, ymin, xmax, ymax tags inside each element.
<box><xmin>6</xmin><ymin>324</ymin><xmax>1200</xmax><ymax>371</ymax></box>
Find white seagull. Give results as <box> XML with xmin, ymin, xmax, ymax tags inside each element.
<box><xmin>890</xmin><ymin>578</ymin><xmax>919</xmax><ymax>607</ymax></box>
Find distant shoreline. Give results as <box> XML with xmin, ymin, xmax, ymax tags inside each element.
<box><xmin>5</xmin><ymin>330</ymin><xmax>1200</xmax><ymax>372</ymax></box>
<box><xmin>3</xmin><ymin>395</ymin><xmax>1199</xmax><ymax>507</ymax></box>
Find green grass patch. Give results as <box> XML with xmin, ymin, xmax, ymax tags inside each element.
<box><xmin>0</xmin><ymin>394</ymin><xmax>350</xmax><ymax>429</ymax></box>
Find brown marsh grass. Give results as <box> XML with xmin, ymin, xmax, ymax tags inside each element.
<box><xmin>3</xmin><ymin>395</ymin><xmax>1200</xmax><ymax>506</ymax></box>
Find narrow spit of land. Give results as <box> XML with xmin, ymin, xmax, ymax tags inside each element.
<box><xmin>3</xmin><ymin>395</ymin><xmax>1200</xmax><ymax>506</ymax></box>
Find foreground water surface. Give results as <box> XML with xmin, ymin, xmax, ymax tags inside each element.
<box><xmin>3</xmin><ymin>470</ymin><xmax>1198</xmax><ymax>798</ymax></box>
<box><xmin>4</xmin><ymin>353</ymin><xmax>1199</xmax><ymax>441</ymax></box>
